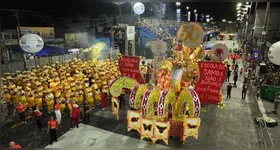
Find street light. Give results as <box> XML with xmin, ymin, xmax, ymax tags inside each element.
<box><xmin>186</xmin><ymin>6</ymin><xmax>189</xmax><ymax>10</ymax></box>
<box><xmin>210</xmin><ymin>17</ymin><xmax>213</xmax><ymax>20</ymax></box>
<box><xmin>194</xmin><ymin>9</ymin><xmax>197</xmax><ymax>13</ymax></box>
<box><xmin>206</xmin><ymin>15</ymin><xmax>210</xmax><ymax>18</ymax></box>
<box><xmin>222</xmin><ymin>19</ymin><xmax>226</xmax><ymax>22</ymax></box>
<box><xmin>176</xmin><ymin>2</ymin><xmax>181</xmax><ymax>9</ymax></box>
<box><xmin>237</xmin><ymin>3</ymin><xmax>242</xmax><ymax>7</ymax></box>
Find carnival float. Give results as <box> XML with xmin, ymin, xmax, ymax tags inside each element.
<box><xmin>109</xmin><ymin>22</ymin><xmax>228</xmax><ymax>145</ymax></box>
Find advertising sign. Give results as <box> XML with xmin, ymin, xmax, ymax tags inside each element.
<box><xmin>195</xmin><ymin>62</ymin><xmax>226</xmax><ymax>104</ymax></box>
<box><xmin>19</xmin><ymin>34</ymin><xmax>44</xmax><ymax>53</ymax></box>
<box><xmin>161</xmin><ymin>3</ymin><xmax>166</xmax><ymax>19</ymax></box>
<box><xmin>65</xmin><ymin>33</ymin><xmax>88</xmax><ymax>46</ymax></box>
<box><xmin>18</xmin><ymin>27</ymin><xmax>55</xmax><ymax>39</ymax></box>
<box><xmin>126</xmin><ymin>26</ymin><xmax>135</xmax><ymax>41</ymax></box>
<box><xmin>118</xmin><ymin>56</ymin><xmax>144</xmax><ymax>84</ymax></box>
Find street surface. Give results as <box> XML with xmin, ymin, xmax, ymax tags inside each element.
<box><xmin>1</xmin><ymin>38</ymin><xmax>262</xmax><ymax>148</ymax></box>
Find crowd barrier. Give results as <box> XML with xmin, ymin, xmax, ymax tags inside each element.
<box><xmin>249</xmin><ymin>80</ymin><xmax>274</xmax><ymax>148</ymax></box>
<box><xmin>1</xmin><ymin>51</ymin><xmax>118</xmax><ymax>74</ymax></box>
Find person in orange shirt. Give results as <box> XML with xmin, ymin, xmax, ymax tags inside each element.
<box><xmin>16</xmin><ymin>102</ymin><xmax>27</xmax><ymax>125</ymax></box>
<box><xmin>47</xmin><ymin>116</ymin><xmax>58</xmax><ymax>145</ymax></box>
<box><xmin>9</xmin><ymin>141</ymin><xmax>21</xmax><ymax>148</ymax></box>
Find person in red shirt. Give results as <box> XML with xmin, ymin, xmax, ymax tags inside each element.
<box><xmin>70</xmin><ymin>104</ymin><xmax>80</xmax><ymax>128</ymax></box>
<box><xmin>101</xmin><ymin>90</ymin><xmax>107</xmax><ymax>111</ymax></box>
<box><xmin>33</xmin><ymin>105</ymin><xmax>43</xmax><ymax>130</ymax></box>
<box><xmin>16</xmin><ymin>102</ymin><xmax>27</xmax><ymax>125</ymax></box>
<box><xmin>10</xmin><ymin>141</ymin><xmax>21</xmax><ymax>148</ymax></box>
<box><xmin>47</xmin><ymin>116</ymin><xmax>58</xmax><ymax>145</ymax></box>
<box><xmin>177</xmin><ymin>40</ymin><xmax>183</xmax><ymax>61</ymax></box>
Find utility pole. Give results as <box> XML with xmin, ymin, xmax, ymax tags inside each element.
<box><xmin>15</xmin><ymin>10</ymin><xmax>27</xmax><ymax>70</ymax></box>
<box><xmin>259</xmin><ymin>2</ymin><xmax>270</xmax><ymax>63</ymax></box>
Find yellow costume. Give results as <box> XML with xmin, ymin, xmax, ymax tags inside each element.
<box><xmin>26</xmin><ymin>90</ymin><xmax>35</xmax><ymax>108</ymax></box>
<box><xmin>34</xmin><ymin>93</ymin><xmax>43</xmax><ymax>108</ymax></box>
<box><xmin>45</xmin><ymin>90</ymin><xmax>54</xmax><ymax>113</ymax></box>
<box><xmin>75</xmin><ymin>90</ymin><xmax>84</xmax><ymax>106</ymax></box>
<box><xmin>58</xmin><ymin>96</ymin><xmax>66</xmax><ymax>113</ymax></box>
<box><xmin>85</xmin><ymin>87</ymin><xmax>94</xmax><ymax>108</ymax></box>
<box><xmin>4</xmin><ymin>89</ymin><xmax>11</xmax><ymax>103</ymax></box>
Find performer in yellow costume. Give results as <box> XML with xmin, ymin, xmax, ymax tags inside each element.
<box><xmin>34</xmin><ymin>91</ymin><xmax>43</xmax><ymax>108</ymax></box>
<box><xmin>4</xmin><ymin>88</ymin><xmax>12</xmax><ymax>103</ymax></box>
<box><xmin>75</xmin><ymin>87</ymin><xmax>84</xmax><ymax>106</ymax></box>
<box><xmin>17</xmin><ymin>86</ymin><xmax>27</xmax><ymax>105</ymax></box>
<box><xmin>58</xmin><ymin>95</ymin><xmax>66</xmax><ymax>113</ymax></box>
<box><xmin>54</xmin><ymin>86</ymin><xmax>62</xmax><ymax>101</ymax></box>
<box><xmin>85</xmin><ymin>83</ymin><xmax>94</xmax><ymax>108</ymax></box>
<box><xmin>25</xmin><ymin>87</ymin><xmax>35</xmax><ymax>108</ymax></box>
<box><xmin>45</xmin><ymin>89</ymin><xmax>54</xmax><ymax>113</ymax></box>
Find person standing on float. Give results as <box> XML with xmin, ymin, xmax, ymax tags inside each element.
<box><xmin>177</xmin><ymin>40</ymin><xmax>183</xmax><ymax>61</ymax></box>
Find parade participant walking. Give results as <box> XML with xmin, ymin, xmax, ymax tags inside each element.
<box><xmin>83</xmin><ymin>100</ymin><xmax>91</xmax><ymax>124</ymax></box>
<box><xmin>33</xmin><ymin>105</ymin><xmax>43</xmax><ymax>130</ymax></box>
<box><xmin>227</xmin><ymin>67</ymin><xmax>231</xmax><ymax>82</ymax></box>
<box><xmin>233</xmin><ymin>71</ymin><xmax>238</xmax><ymax>87</ymax></box>
<box><xmin>226</xmin><ymin>83</ymin><xmax>232</xmax><ymax>99</ymax></box>
<box><xmin>241</xmin><ymin>84</ymin><xmax>247</xmax><ymax>100</ymax></box>
<box><xmin>70</xmin><ymin>104</ymin><xmax>80</xmax><ymax>128</ymax></box>
<box><xmin>47</xmin><ymin>116</ymin><xmax>58</xmax><ymax>145</ymax></box>
<box><xmin>54</xmin><ymin>100</ymin><xmax>62</xmax><ymax>125</ymax></box>
<box><xmin>16</xmin><ymin>102</ymin><xmax>27</xmax><ymax>125</ymax></box>
<box><xmin>9</xmin><ymin>141</ymin><xmax>21</xmax><ymax>148</ymax></box>
<box><xmin>101</xmin><ymin>90</ymin><xmax>108</xmax><ymax>111</ymax></box>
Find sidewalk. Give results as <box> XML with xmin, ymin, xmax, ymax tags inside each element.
<box><xmin>261</xmin><ymin>98</ymin><xmax>280</xmax><ymax>147</ymax></box>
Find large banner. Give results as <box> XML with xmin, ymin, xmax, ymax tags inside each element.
<box><xmin>18</xmin><ymin>27</ymin><xmax>55</xmax><ymax>39</ymax></box>
<box><xmin>65</xmin><ymin>33</ymin><xmax>88</xmax><ymax>46</ymax></box>
<box><xmin>119</xmin><ymin>56</ymin><xmax>144</xmax><ymax>84</ymax></box>
<box><xmin>195</xmin><ymin>62</ymin><xmax>226</xmax><ymax>104</ymax></box>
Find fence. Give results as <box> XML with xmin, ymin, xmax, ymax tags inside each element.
<box><xmin>1</xmin><ymin>50</ymin><xmax>119</xmax><ymax>74</ymax></box>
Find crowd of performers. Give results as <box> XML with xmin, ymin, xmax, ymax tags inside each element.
<box><xmin>2</xmin><ymin>58</ymin><xmax>121</xmax><ymax>145</ymax></box>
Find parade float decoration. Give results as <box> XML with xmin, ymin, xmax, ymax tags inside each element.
<box><xmin>107</xmin><ymin>22</ymin><xmax>229</xmax><ymax>145</ymax></box>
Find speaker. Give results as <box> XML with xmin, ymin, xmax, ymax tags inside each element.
<box><xmin>259</xmin><ymin>63</ymin><xmax>267</xmax><ymax>74</ymax></box>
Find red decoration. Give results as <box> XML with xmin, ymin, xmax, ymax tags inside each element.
<box><xmin>119</xmin><ymin>56</ymin><xmax>144</xmax><ymax>84</ymax></box>
<box><xmin>195</xmin><ymin>62</ymin><xmax>226</xmax><ymax>104</ymax></box>
<box><xmin>129</xmin><ymin>84</ymin><xmax>140</xmax><ymax>108</ymax></box>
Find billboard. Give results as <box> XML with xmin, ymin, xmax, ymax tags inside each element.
<box><xmin>65</xmin><ymin>33</ymin><xmax>88</xmax><ymax>46</ymax></box>
<box><xmin>18</xmin><ymin>27</ymin><xmax>55</xmax><ymax>39</ymax></box>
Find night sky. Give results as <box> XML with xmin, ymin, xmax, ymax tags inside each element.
<box><xmin>1</xmin><ymin>1</ymin><xmax>238</xmax><ymax>29</ymax></box>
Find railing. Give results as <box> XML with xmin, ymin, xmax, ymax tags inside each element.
<box><xmin>248</xmin><ymin>79</ymin><xmax>274</xmax><ymax>148</ymax></box>
<box><xmin>1</xmin><ymin>50</ymin><xmax>118</xmax><ymax>74</ymax></box>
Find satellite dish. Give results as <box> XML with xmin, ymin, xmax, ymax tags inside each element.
<box><xmin>19</xmin><ymin>34</ymin><xmax>44</xmax><ymax>53</ymax></box>
<box><xmin>133</xmin><ymin>2</ymin><xmax>145</xmax><ymax>15</ymax></box>
<box><xmin>268</xmin><ymin>41</ymin><xmax>280</xmax><ymax>66</ymax></box>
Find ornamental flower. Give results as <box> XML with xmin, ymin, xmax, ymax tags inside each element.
<box><xmin>217</xmin><ymin>102</ymin><xmax>225</xmax><ymax>109</ymax></box>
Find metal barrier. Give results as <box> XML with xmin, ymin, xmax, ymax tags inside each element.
<box><xmin>1</xmin><ymin>50</ymin><xmax>118</xmax><ymax>73</ymax></box>
<box><xmin>248</xmin><ymin>81</ymin><xmax>274</xmax><ymax>148</ymax></box>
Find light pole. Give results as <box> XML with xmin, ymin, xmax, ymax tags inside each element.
<box><xmin>186</xmin><ymin>6</ymin><xmax>189</xmax><ymax>21</ymax></box>
<box><xmin>194</xmin><ymin>9</ymin><xmax>197</xmax><ymax>22</ymax></box>
<box><xmin>176</xmin><ymin>2</ymin><xmax>181</xmax><ymax>9</ymax></box>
